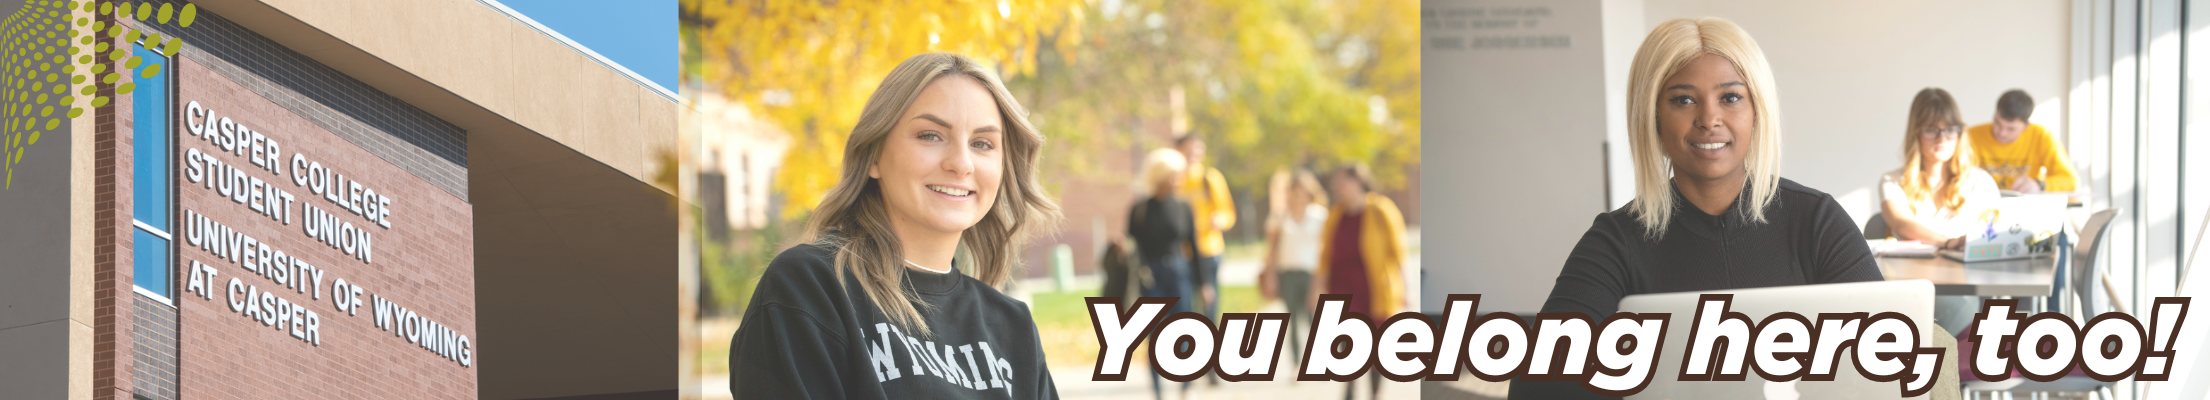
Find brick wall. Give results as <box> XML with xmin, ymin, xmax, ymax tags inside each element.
<box><xmin>130</xmin><ymin>296</ymin><xmax>178</xmax><ymax>400</ymax></box>
<box><xmin>96</xmin><ymin>7</ymin><xmax>137</xmax><ymax>399</ymax></box>
<box><xmin>101</xmin><ymin>4</ymin><xmax>480</xmax><ymax>399</ymax></box>
<box><xmin>163</xmin><ymin>41</ymin><xmax>480</xmax><ymax>400</ymax></box>
<box><xmin>137</xmin><ymin>0</ymin><xmax>468</xmax><ymax>201</ymax></box>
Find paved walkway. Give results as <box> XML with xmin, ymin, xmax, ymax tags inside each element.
<box><xmin>1054</xmin><ymin>370</ymin><xmax>1422</xmax><ymax>400</ymax></box>
<box><xmin>1044</xmin><ymin>231</ymin><xmax>1425</xmax><ymax>399</ymax></box>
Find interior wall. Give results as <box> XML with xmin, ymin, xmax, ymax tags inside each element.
<box><xmin>1427</xmin><ymin>0</ymin><xmax>2074</xmax><ymax>313</ymax></box>
<box><xmin>1422</xmin><ymin>0</ymin><xmax>1614</xmax><ymax>313</ymax></box>
<box><xmin>1636</xmin><ymin>0</ymin><xmax>2074</xmax><ymax>227</ymax></box>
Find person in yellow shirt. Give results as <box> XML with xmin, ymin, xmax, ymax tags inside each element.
<box><xmin>1175</xmin><ymin>134</ymin><xmax>1235</xmax><ymax>317</ymax></box>
<box><xmin>1965</xmin><ymin>89</ymin><xmax>2080</xmax><ymax>194</ymax></box>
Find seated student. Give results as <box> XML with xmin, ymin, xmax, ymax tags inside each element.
<box><xmin>1880</xmin><ymin>88</ymin><xmax>2000</xmax><ymax>248</ymax></box>
<box><xmin>1512</xmin><ymin>17</ymin><xmax>1885</xmax><ymax>400</ymax></box>
<box><xmin>1965</xmin><ymin>89</ymin><xmax>2080</xmax><ymax>195</ymax></box>
<box><xmin>1885</xmin><ymin>89</ymin><xmax>2004</xmax><ymax>342</ymax></box>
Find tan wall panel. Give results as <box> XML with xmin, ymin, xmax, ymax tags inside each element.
<box><xmin>195</xmin><ymin>0</ymin><xmax>677</xmax><ymax>185</ymax></box>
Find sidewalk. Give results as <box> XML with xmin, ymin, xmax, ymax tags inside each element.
<box><xmin>1035</xmin><ymin>231</ymin><xmax>1425</xmax><ymax>399</ymax></box>
<box><xmin>1054</xmin><ymin>370</ymin><xmax>1421</xmax><ymax>400</ymax></box>
<box><xmin>704</xmin><ymin>362</ymin><xmax>1434</xmax><ymax>400</ymax></box>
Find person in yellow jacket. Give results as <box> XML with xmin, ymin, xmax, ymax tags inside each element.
<box><xmin>1311</xmin><ymin>164</ymin><xmax>1406</xmax><ymax>399</ymax></box>
<box><xmin>1965</xmin><ymin>89</ymin><xmax>2080</xmax><ymax>195</ymax></box>
<box><xmin>1176</xmin><ymin>134</ymin><xmax>1235</xmax><ymax>315</ymax></box>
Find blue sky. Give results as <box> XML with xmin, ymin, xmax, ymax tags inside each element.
<box><xmin>499</xmin><ymin>0</ymin><xmax>677</xmax><ymax>91</ymax></box>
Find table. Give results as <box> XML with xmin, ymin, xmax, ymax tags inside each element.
<box><xmin>1876</xmin><ymin>254</ymin><xmax>2060</xmax><ymax>297</ymax></box>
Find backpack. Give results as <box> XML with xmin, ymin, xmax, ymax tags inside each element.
<box><xmin>1100</xmin><ymin>202</ymin><xmax>1155</xmax><ymax>304</ymax></box>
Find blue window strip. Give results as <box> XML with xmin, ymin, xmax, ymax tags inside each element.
<box><xmin>130</xmin><ymin>43</ymin><xmax>173</xmax><ymax>298</ymax></box>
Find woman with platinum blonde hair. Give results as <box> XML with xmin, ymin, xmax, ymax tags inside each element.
<box><xmin>1516</xmin><ymin>18</ymin><xmax>1885</xmax><ymax>399</ymax></box>
<box><xmin>730</xmin><ymin>53</ymin><xmax>1063</xmax><ymax>399</ymax></box>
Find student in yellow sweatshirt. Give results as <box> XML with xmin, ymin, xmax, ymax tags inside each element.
<box><xmin>1964</xmin><ymin>89</ymin><xmax>2080</xmax><ymax>194</ymax></box>
<box><xmin>1175</xmin><ymin>134</ymin><xmax>1235</xmax><ymax>318</ymax></box>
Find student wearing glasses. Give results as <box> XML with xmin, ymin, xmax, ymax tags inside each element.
<box><xmin>1879</xmin><ymin>87</ymin><xmax>2000</xmax><ymax>249</ymax></box>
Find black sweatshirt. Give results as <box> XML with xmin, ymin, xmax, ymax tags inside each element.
<box><xmin>1126</xmin><ymin>197</ymin><xmax>1206</xmax><ymax>294</ymax></box>
<box><xmin>729</xmin><ymin>243</ymin><xmax>1058</xmax><ymax>399</ymax></box>
<box><xmin>1510</xmin><ymin>178</ymin><xmax>1885</xmax><ymax>400</ymax></box>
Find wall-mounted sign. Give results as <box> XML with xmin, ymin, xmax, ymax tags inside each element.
<box><xmin>175</xmin><ymin>97</ymin><xmax>471</xmax><ymax>368</ymax></box>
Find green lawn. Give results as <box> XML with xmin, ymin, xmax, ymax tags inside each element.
<box><xmin>700</xmin><ymin>318</ymin><xmax>735</xmax><ymax>376</ymax></box>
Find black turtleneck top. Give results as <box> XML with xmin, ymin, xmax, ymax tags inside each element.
<box><xmin>1510</xmin><ymin>178</ymin><xmax>1885</xmax><ymax>400</ymax></box>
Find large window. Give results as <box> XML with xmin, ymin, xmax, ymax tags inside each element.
<box><xmin>131</xmin><ymin>43</ymin><xmax>173</xmax><ymax>301</ymax></box>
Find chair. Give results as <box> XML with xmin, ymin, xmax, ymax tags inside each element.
<box><xmin>1960</xmin><ymin>208</ymin><xmax>2121</xmax><ymax>400</ymax></box>
<box><xmin>1864</xmin><ymin>211</ymin><xmax>1891</xmax><ymax>239</ymax></box>
<box><xmin>2068</xmin><ymin>209</ymin><xmax>2124</xmax><ymax>315</ymax></box>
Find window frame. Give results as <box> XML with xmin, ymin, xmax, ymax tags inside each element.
<box><xmin>128</xmin><ymin>41</ymin><xmax>176</xmax><ymax>306</ymax></box>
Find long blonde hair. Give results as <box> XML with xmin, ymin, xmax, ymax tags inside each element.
<box><xmin>806</xmin><ymin>53</ymin><xmax>1061</xmax><ymax>337</ymax></box>
<box><xmin>1625</xmin><ymin>17</ymin><xmax>1785</xmax><ymax>239</ymax></box>
<box><xmin>1899</xmin><ymin>87</ymin><xmax>1973</xmax><ymax>213</ymax></box>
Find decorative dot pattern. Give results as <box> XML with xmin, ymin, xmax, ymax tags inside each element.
<box><xmin>1</xmin><ymin>0</ymin><xmax>194</xmax><ymax>188</ymax></box>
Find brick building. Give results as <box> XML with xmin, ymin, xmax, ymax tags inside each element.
<box><xmin>0</xmin><ymin>0</ymin><xmax>678</xmax><ymax>399</ymax></box>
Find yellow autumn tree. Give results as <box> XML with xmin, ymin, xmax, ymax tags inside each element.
<box><xmin>682</xmin><ymin>0</ymin><xmax>1086</xmax><ymax>220</ymax></box>
<box><xmin>1006</xmin><ymin>0</ymin><xmax>1419</xmax><ymax>203</ymax></box>
<box><xmin>682</xmin><ymin>0</ymin><xmax>1419</xmax><ymax>225</ymax></box>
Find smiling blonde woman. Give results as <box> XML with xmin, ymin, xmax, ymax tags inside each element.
<box><xmin>1514</xmin><ymin>18</ymin><xmax>1885</xmax><ymax>399</ymax></box>
<box><xmin>729</xmin><ymin>53</ymin><xmax>1062</xmax><ymax>399</ymax></box>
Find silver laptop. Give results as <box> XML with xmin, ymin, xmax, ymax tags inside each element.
<box><xmin>1618</xmin><ymin>280</ymin><xmax>1937</xmax><ymax>400</ymax></box>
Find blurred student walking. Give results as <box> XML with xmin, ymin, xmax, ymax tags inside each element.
<box><xmin>1127</xmin><ymin>148</ymin><xmax>1203</xmax><ymax>400</ymax></box>
<box><xmin>1262</xmin><ymin>168</ymin><xmax>1328</xmax><ymax>366</ymax></box>
<box><xmin>1312</xmin><ymin>164</ymin><xmax>1408</xmax><ymax>400</ymax></box>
